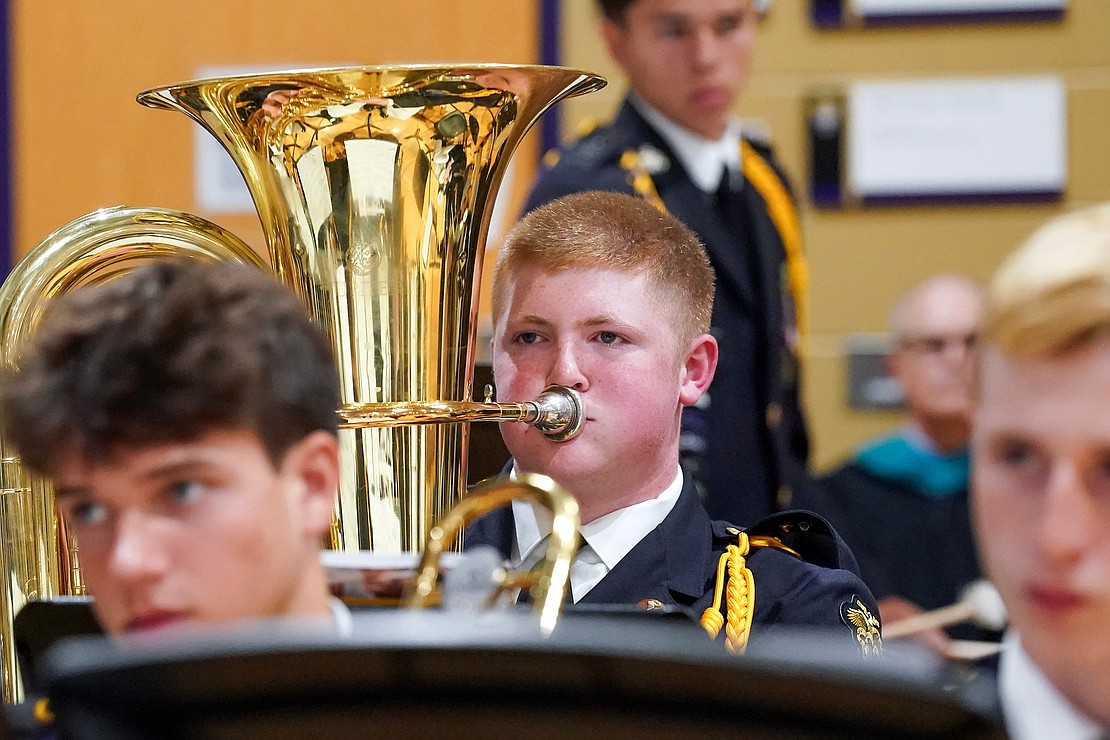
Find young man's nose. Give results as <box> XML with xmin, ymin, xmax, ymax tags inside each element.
<box><xmin>108</xmin><ymin>510</ymin><xmax>169</xmax><ymax>581</ymax></box>
<box><xmin>942</xmin><ymin>338</ymin><xmax>974</xmax><ymax>364</ymax></box>
<box><xmin>692</xmin><ymin>27</ymin><xmax>723</xmax><ymax>70</ymax></box>
<box><xmin>1037</xmin><ymin>464</ymin><xmax>1095</xmax><ymax>564</ymax></box>
<box><xmin>549</xmin><ymin>342</ymin><xmax>589</xmax><ymax>391</ymax></box>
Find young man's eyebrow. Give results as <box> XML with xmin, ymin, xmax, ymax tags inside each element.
<box><xmin>514</xmin><ymin>314</ymin><xmax>553</xmax><ymax>326</ymax></box>
<box><xmin>134</xmin><ymin>460</ymin><xmax>214</xmax><ymax>482</ymax></box>
<box><xmin>580</xmin><ymin>315</ymin><xmax>625</xmax><ymax>327</ymax></box>
<box><xmin>652</xmin><ymin>11</ymin><xmax>690</xmax><ymax>26</ymax></box>
<box><xmin>508</xmin><ymin>314</ymin><xmax>637</xmax><ymax>332</ymax></box>
<box><xmin>53</xmin><ymin>485</ymin><xmax>89</xmax><ymax>501</ymax></box>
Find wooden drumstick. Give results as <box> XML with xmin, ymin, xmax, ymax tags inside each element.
<box><xmin>884</xmin><ymin>580</ymin><xmax>1007</xmax><ymax>639</ymax></box>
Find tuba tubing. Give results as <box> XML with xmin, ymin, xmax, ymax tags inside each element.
<box><xmin>405</xmin><ymin>472</ymin><xmax>580</xmax><ymax>636</ymax></box>
<box><xmin>338</xmin><ymin>384</ymin><xmax>585</xmax><ymax>442</ymax></box>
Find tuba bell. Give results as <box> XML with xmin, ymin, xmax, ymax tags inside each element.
<box><xmin>0</xmin><ymin>64</ymin><xmax>604</xmax><ymax>701</ymax></box>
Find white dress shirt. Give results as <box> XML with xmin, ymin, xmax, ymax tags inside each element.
<box><xmin>630</xmin><ymin>94</ymin><xmax>744</xmax><ymax>194</ymax></box>
<box><xmin>999</xmin><ymin>630</ymin><xmax>1106</xmax><ymax>740</ymax></box>
<box><xmin>510</xmin><ymin>467</ymin><xmax>684</xmax><ymax>603</ymax></box>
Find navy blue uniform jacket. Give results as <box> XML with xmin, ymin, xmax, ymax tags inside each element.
<box><xmin>525</xmin><ymin>98</ymin><xmax>809</xmax><ymax>526</ymax></box>
<box><xmin>465</xmin><ymin>473</ymin><xmax>879</xmax><ymax>651</ymax></box>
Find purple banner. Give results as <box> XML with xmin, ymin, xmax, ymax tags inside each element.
<box><xmin>1</xmin><ymin>0</ymin><xmax>10</xmax><ymax>276</ymax></box>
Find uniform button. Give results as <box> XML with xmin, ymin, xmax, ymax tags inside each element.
<box><xmin>765</xmin><ymin>402</ymin><xmax>782</xmax><ymax>428</ymax></box>
<box><xmin>637</xmin><ymin>599</ymin><xmax>665</xmax><ymax>611</ymax></box>
<box><xmin>777</xmin><ymin>484</ymin><xmax>793</xmax><ymax>509</ymax></box>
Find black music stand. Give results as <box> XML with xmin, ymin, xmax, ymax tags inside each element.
<box><xmin>41</xmin><ymin>610</ymin><xmax>1004</xmax><ymax>739</ymax></box>
<box><xmin>12</xmin><ymin>597</ymin><xmax>101</xmax><ymax>695</ymax></box>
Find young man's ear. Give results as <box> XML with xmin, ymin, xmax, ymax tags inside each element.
<box><xmin>600</xmin><ymin>17</ymin><xmax>630</xmax><ymax>72</ymax></box>
<box><xmin>284</xmin><ymin>431</ymin><xmax>340</xmax><ymax>538</ymax></box>
<box><xmin>679</xmin><ymin>334</ymin><xmax>718</xmax><ymax>407</ymax></box>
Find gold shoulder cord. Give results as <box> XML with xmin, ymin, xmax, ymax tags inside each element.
<box><xmin>33</xmin><ymin>697</ymin><xmax>54</xmax><ymax>724</ymax></box>
<box><xmin>541</xmin><ymin>116</ymin><xmax>601</xmax><ymax>173</ymax></box>
<box><xmin>618</xmin><ymin>142</ymin><xmax>809</xmax><ymax>345</ymax></box>
<box><xmin>700</xmin><ymin>532</ymin><xmax>800</xmax><ymax>654</ymax></box>
<box><xmin>739</xmin><ymin>140</ymin><xmax>809</xmax><ymax>343</ymax></box>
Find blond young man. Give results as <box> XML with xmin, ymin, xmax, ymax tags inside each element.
<box><xmin>467</xmin><ymin>191</ymin><xmax>878</xmax><ymax>654</ymax></box>
<box><xmin>973</xmin><ymin>204</ymin><xmax>1110</xmax><ymax>737</ymax></box>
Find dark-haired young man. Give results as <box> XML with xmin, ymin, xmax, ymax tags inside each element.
<box><xmin>1</xmin><ymin>261</ymin><xmax>343</xmax><ymax>637</ymax></box>
<box><xmin>526</xmin><ymin>0</ymin><xmax>808</xmax><ymax>527</ymax></box>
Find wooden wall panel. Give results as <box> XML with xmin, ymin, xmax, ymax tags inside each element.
<box><xmin>12</xmin><ymin>0</ymin><xmax>542</xmax><ymax>266</ymax></box>
<box><xmin>14</xmin><ymin>1</ymin><xmax>1110</xmax><ymax>469</ymax></box>
<box><xmin>558</xmin><ymin>0</ymin><xmax>1110</xmax><ymax>469</ymax></box>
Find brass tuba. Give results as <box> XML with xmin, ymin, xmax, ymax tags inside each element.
<box><xmin>0</xmin><ymin>64</ymin><xmax>604</xmax><ymax>701</ymax></box>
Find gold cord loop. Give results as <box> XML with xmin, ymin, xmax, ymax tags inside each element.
<box><xmin>619</xmin><ymin>149</ymin><xmax>668</xmax><ymax>213</ymax></box>
<box><xmin>740</xmin><ymin>140</ymin><xmax>809</xmax><ymax>347</ymax></box>
<box><xmin>699</xmin><ymin>531</ymin><xmax>804</xmax><ymax>653</ymax></box>
<box><xmin>700</xmin><ymin>531</ymin><xmax>756</xmax><ymax>654</ymax></box>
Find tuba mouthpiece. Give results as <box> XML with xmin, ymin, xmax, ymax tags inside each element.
<box><xmin>524</xmin><ymin>385</ymin><xmax>585</xmax><ymax>442</ymax></box>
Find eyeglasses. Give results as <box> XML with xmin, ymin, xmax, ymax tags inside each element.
<box><xmin>898</xmin><ymin>332</ymin><xmax>978</xmax><ymax>355</ymax></box>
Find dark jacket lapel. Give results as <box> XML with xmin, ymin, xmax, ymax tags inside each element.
<box><xmin>462</xmin><ymin>501</ymin><xmax>515</xmax><ymax>559</ymax></box>
<box><xmin>464</xmin><ymin>467</ymin><xmax>716</xmax><ymax>609</ymax></box>
<box><xmin>579</xmin><ymin>475</ymin><xmax>714</xmax><ymax>606</ymax></box>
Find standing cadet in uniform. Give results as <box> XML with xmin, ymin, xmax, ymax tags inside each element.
<box><xmin>526</xmin><ymin>0</ymin><xmax>808</xmax><ymax>525</ymax></box>
<box><xmin>468</xmin><ymin>192</ymin><xmax>878</xmax><ymax>655</ymax></box>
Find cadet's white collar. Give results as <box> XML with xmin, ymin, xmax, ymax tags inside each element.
<box><xmin>509</xmin><ymin>466</ymin><xmax>683</xmax><ymax>576</ymax></box>
<box><xmin>630</xmin><ymin>94</ymin><xmax>743</xmax><ymax>194</ymax></box>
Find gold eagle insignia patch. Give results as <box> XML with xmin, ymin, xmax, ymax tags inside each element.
<box><xmin>840</xmin><ymin>596</ymin><xmax>883</xmax><ymax>656</ymax></box>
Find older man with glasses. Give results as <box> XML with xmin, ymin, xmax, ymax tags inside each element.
<box><xmin>798</xmin><ymin>274</ymin><xmax>989</xmax><ymax>654</ymax></box>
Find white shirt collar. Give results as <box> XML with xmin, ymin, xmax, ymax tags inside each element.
<box><xmin>999</xmin><ymin>631</ymin><xmax>1105</xmax><ymax>740</ymax></box>
<box><xmin>509</xmin><ymin>467</ymin><xmax>684</xmax><ymax>599</ymax></box>
<box><xmin>329</xmin><ymin>597</ymin><xmax>354</xmax><ymax>637</ymax></box>
<box><xmin>629</xmin><ymin>94</ymin><xmax>743</xmax><ymax>194</ymax></box>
